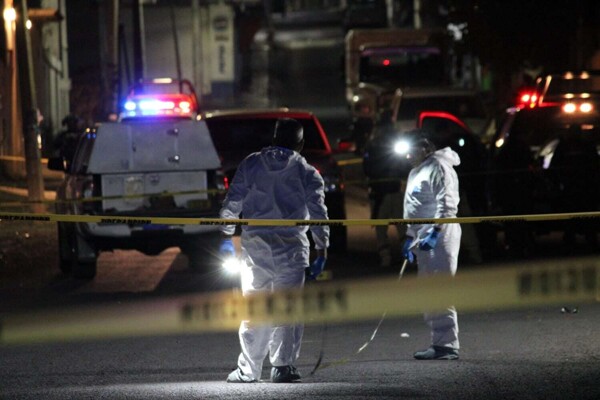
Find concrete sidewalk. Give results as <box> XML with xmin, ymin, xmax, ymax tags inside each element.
<box><xmin>0</xmin><ymin>184</ymin><xmax>56</xmax><ymax>201</ymax></box>
<box><xmin>0</xmin><ymin>170</ymin><xmax>62</xmax><ymax>205</ymax></box>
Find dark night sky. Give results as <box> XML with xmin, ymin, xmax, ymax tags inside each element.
<box><xmin>64</xmin><ymin>0</ymin><xmax>600</xmax><ymax>79</ymax></box>
<box><xmin>456</xmin><ymin>0</ymin><xmax>599</xmax><ymax>72</ymax></box>
<box><xmin>65</xmin><ymin>0</ymin><xmax>101</xmax><ymax>77</ymax></box>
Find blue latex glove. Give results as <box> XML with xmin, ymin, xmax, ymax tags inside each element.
<box><xmin>419</xmin><ymin>229</ymin><xmax>440</xmax><ymax>251</ymax></box>
<box><xmin>219</xmin><ymin>238</ymin><xmax>236</xmax><ymax>258</ymax></box>
<box><xmin>402</xmin><ymin>237</ymin><xmax>415</xmax><ymax>263</ymax></box>
<box><xmin>308</xmin><ymin>256</ymin><xmax>326</xmax><ymax>280</ymax></box>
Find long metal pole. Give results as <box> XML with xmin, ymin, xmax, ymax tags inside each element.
<box><xmin>132</xmin><ymin>0</ymin><xmax>145</xmax><ymax>83</ymax></box>
<box><xmin>170</xmin><ymin>3</ymin><xmax>182</xmax><ymax>85</ymax></box>
<box><xmin>14</xmin><ymin>0</ymin><xmax>44</xmax><ymax>211</ymax></box>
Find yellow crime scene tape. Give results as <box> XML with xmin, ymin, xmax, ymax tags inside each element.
<box><xmin>1</xmin><ymin>210</ymin><xmax>600</xmax><ymax>226</ymax></box>
<box><xmin>0</xmin><ymin>256</ymin><xmax>598</xmax><ymax>345</ymax></box>
<box><xmin>0</xmin><ymin>154</ymin><xmax>568</xmax><ymax>208</ymax></box>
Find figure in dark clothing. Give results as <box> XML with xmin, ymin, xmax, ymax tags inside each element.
<box><xmin>549</xmin><ymin>126</ymin><xmax>600</xmax><ymax>247</ymax></box>
<box><xmin>53</xmin><ymin>114</ymin><xmax>84</xmax><ymax>167</ymax></box>
<box><xmin>362</xmin><ymin>114</ymin><xmax>411</xmax><ymax>266</ymax></box>
<box><xmin>494</xmin><ymin>135</ymin><xmax>536</xmax><ymax>256</ymax></box>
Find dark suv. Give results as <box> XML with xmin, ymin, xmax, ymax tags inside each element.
<box><xmin>490</xmin><ymin>104</ymin><xmax>600</xmax><ymax>243</ymax></box>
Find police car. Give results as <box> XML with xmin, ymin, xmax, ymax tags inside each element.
<box><xmin>48</xmin><ymin>79</ymin><xmax>226</xmax><ymax>279</ymax></box>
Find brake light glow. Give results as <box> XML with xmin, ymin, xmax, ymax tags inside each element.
<box><xmin>517</xmin><ymin>90</ymin><xmax>538</xmax><ymax>108</ymax></box>
<box><xmin>382</xmin><ymin>59</ymin><xmax>390</xmax><ymax>66</ymax></box>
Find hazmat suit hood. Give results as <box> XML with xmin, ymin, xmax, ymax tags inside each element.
<box><xmin>430</xmin><ymin>146</ymin><xmax>461</xmax><ymax>168</ymax></box>
<box><xmin>259</xmin><ymin>146</ymin><xmax>300</xmax><ymax>171</ymax></box>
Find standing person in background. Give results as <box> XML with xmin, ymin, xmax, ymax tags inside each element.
<box><xmin>494</xmin><ymin>135</ymin><xmax>535</xmax><ymax>257</ymax></box>
<box><xmin>219</xmin><ymin>118</ymin><xmax>330</xmax><ymax>383</ymax></box>
<box><xmin>362</xmin><ymin>111</ymin><xmax>411</xmax><ymax>267</ymax></box>
<box><xmin>549</xmin><ymin>126</ymin><xmax>600</xmax><ymax>248</ymax></box>
<box><xmin>53</xmin><ymin>114</ymin><xmax>85</xmax><ymax>165</ymax></box>
<box><xmin>402</xmin><ymin>137</ymin><xmax>462</xmax><ymax>360</ymax></box>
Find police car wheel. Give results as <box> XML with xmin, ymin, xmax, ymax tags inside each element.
<box><xmin>68</xmin><ymin>231</ymin><xmax>97</xmax><ymax>280</ymax></box>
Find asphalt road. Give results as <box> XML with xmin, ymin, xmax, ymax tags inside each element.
<box><xmin>1</xmin><ymin>301</ymin><xmax>599</xmax><ymax>399</ymax></box>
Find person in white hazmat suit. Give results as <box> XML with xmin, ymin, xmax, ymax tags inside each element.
<box><xmin>219</xmin><ymin>118</ymin><xmax>330</xmax><ymax>383</ymax></box>
<box><xmin>402</xmin><ymin>137</ymin><xmax>461</xmax><ymax>360</ymax></box>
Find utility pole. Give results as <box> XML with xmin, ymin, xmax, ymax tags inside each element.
<box><xmin>132</xmin><ymin>0</ymin><xmax>145</xmax><ymax>83</ymax></box>
<box><xmin>99</xmin><ymin>0</ymin><xmax>120</xmax><ymax>118</ymax></box>
<box><xmin>413</xmin><ymin>0</ymin><xmax>421</xmax><ymax>29</ymax></box>
<box><xmin>15</xmin><ymin>0</ymin><xmax>45</xmax><ymax>211</ymax></box>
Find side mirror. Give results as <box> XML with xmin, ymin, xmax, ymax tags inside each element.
<box><xmin>47</xmin><ymin>156</ymin><xmax>67</xmax><ymax>172</ymax></box>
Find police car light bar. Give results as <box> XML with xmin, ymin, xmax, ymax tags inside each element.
<box><xmin>121</xmin><ymin>94</ymin><xmax>194</xmax><ymax>118</ymax></box>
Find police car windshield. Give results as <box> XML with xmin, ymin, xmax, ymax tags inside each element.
<box><xmin>206</xmin><ymin>117</ymin><xmax>327</xmax><ymax>153</ymax></box>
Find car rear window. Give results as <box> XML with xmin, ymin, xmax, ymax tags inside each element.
<box><xmin>206</xmin><ymin>117</ymin><xmax>327</xmax><ymax>153</ymax></box>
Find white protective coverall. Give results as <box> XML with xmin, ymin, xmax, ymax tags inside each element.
<box><xmin>220</xmin><ymin>146</ymin><xmax>330</xmax><ymax>381</ymax></box>
<box><xmin>403</xmin><ymin>147</ymin><xmax>462</xmax><ymax>350</ymax></box>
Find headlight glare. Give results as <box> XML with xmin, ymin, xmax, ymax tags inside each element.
<box><xmin>394</xmin><ymin>140</ymin><xmax>410</xmax><ymax>155</ymax></box>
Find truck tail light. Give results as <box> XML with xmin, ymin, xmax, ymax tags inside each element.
<box><xmin>210</xmin><ymin>170</ymin><xmax>228</xmax><ymax>205</ymax></box>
